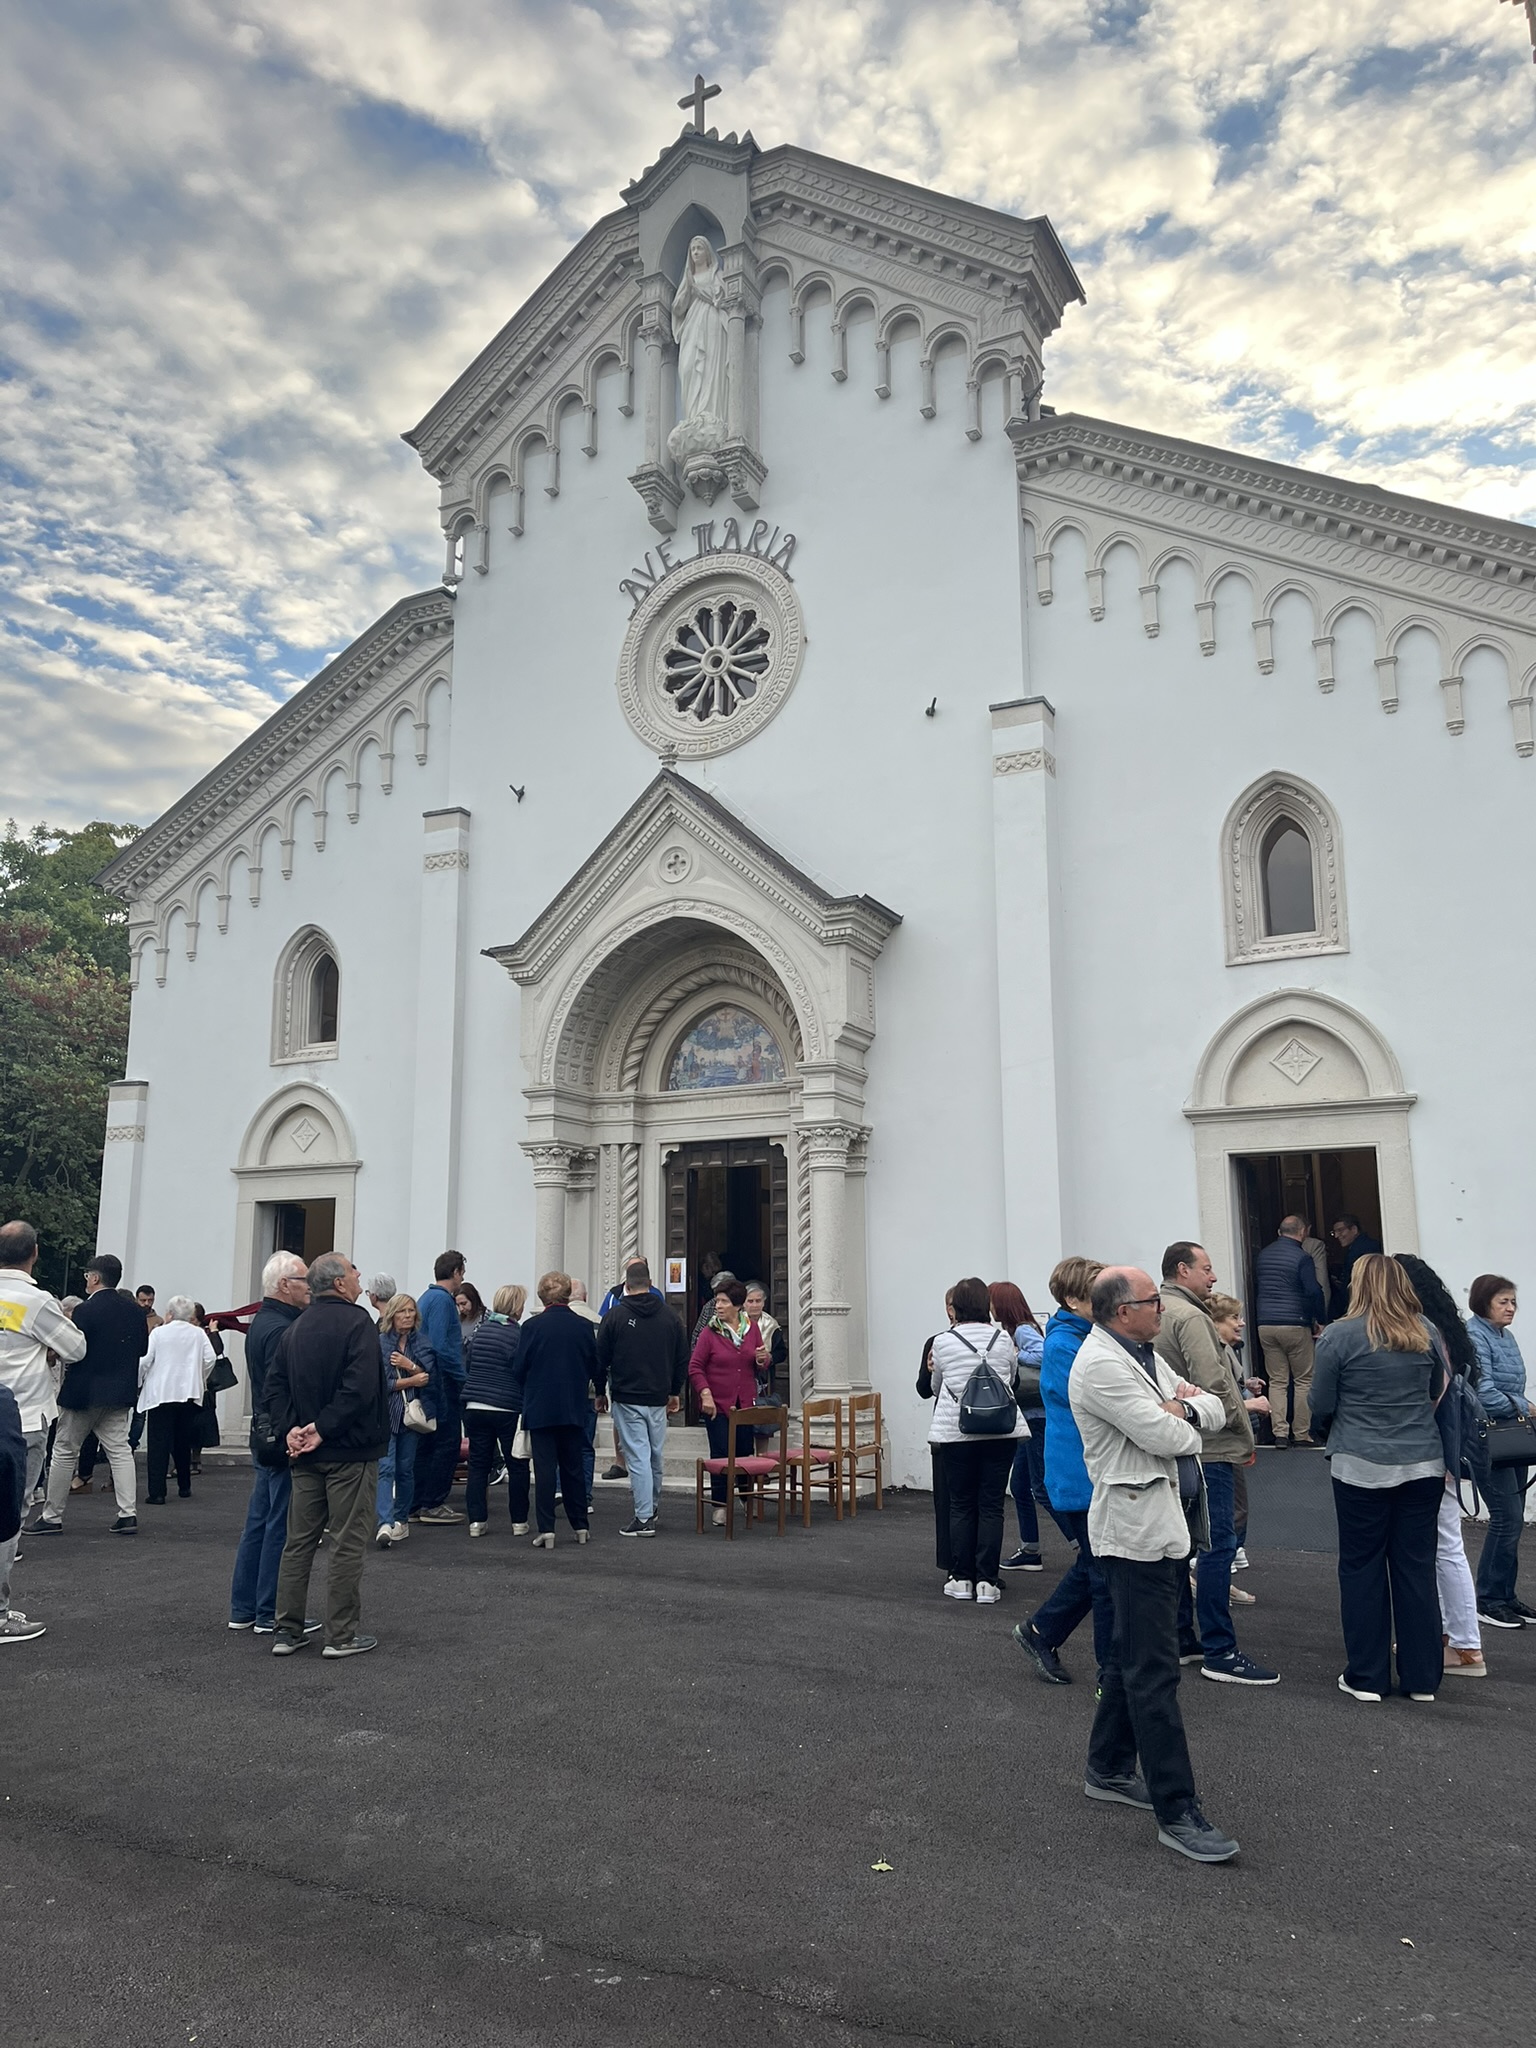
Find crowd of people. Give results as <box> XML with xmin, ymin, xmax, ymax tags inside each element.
<box><xmin>1</xmin><ymin>1208</ymin><xmax>1530</xmax><ymax>1868</ymax></box>
<box><xmin>918</xmin><ymin>1219</ymin><xmax>1533</xmax><ymax>1863</ymax></box>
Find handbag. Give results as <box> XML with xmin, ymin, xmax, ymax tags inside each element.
<box><xmin>952</xmin><ymin>1328</ymin><xmax>1020</xmax><ymax>1437</ymax></box>
<box><xmin>1487</xmin><ymin>1410</ymin><xmax>1536</xmax><ymax>1469</ymax></box>
<box><xmin>402</xmin><ymin>1396</ymin><xmax>436</xmax><ymax>1436</ymax></box>
<box><xmin>511</xmin><ymin>1420</ymin><xmax>532</xmax><ymax>1461</ymax></box>
<box><xmin>207</xmin><ymin>1355</ymin><xmax>238</xmax><ymax>1395</ymax></box>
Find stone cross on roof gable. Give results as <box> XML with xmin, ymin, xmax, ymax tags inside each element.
<box><xmin>678</xmin><ymin>73</ymin><xmax>722</xmax><ymax>130</ymax></box>
<box><xmin>1503</xmin><ymin>0</ymin><xmax>1536</xmax><ymax>61</ymax></box>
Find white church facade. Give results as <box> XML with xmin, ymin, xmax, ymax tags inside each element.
<box><xmin>97</xmin><ymin>112</ymin><xmax>1536</xmax><ymax>1485</ymax></box>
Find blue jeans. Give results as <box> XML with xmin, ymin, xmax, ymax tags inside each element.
<box><xmin>1194</xmin><ymin>1460</ymin><xmax>1238</xmax><ymax>1661</ymax></box>
<box><xmin>1030</xmin><ymin>1506</ymin><xmax>1115</xmax><ymax>1668</ymax></box>
<box><xmin>376</xmin><ymin>1428</ymin><xmax>418</xmax><ymax>1528</ymax></box>
<box><xmin>411</xmin><ymin>1376</ymin><xmax>464</xmax><ymax>1512</ymax></box>
<box><xmin>611</xmin><ymin>1402</ymin><xmax>668</xmax><ymax>1521</ymax></box>
<box><xmin>1475</xmin><ymin>1464</ymin><xmax>1525</xmax><ymax>1608</ymax></box>
<box><xmin>1011</xmin><ymin>1420</ymin><xmax>1070</xmax><ymax>1549</ymax></box>
<box><xmin>229</xmin><ymin>1459</ymin><xmax>292</xmax><ymax>1626</ymax></box>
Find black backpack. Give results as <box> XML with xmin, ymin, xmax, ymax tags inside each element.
<box><xmin>1431</xmin><ymin>1332</ymin><xmax>1491</xmax><ymax>1506</ymax></box>
<box><xmin>951</xmin><ymin>1327</ymin><xmax>1020</xmax><ymax>1437</ymax></box>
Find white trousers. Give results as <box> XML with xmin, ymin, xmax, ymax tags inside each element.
<box><xmin>44</xmin><ymin>1404</ymin><xmax>136</xmax><ymax>1520</ymax></box>
<box><xmin>1436</xmin><ymin>1480</ymin><xmax>1481</xmax><ymax>1651</ymax></box>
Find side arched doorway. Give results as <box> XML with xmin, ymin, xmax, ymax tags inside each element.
<box><xmin>1187</xmin><ymin>990</ymin><xmax>1418</xmax><ymax>1314</ymax></box>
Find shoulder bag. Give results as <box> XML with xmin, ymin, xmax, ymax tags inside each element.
<box><xmin>402</xmin><ymin>1396</ymin><xmax>436</xmax><ymax>1435</ymax></box>
<box><xmin>1487</xmin><ymin>1408</ymin><xmax>1536</xmax><ymax>1470</ymax></box>
<box><xmin>951</xmin><ymin>1328</ymin><xmax>1020</xmax><ymax>1437</ymax></box>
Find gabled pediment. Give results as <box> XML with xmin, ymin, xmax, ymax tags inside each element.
<box><xmin>488</xmin><ymin>770</ymin><xmax>900</xmax><ymax>990</ymax></box>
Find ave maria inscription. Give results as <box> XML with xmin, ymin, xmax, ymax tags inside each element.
<box><xmin>620</xmin><ymin>518</ymin><xmax>798</xmax><ymax>615</ymax></box>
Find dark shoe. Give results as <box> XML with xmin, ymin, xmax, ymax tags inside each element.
<box><xmin>1510</xmin><ymin>1598</ymin><xmax>1536</xmax><ymax>1622</ymax></box>
<box><xmin>29</xmin><ymin>1517</ymin><xmax>63</xmax><ymax>1534</ymax></box>
<box><xmin>1084</xmin><ymin>1768</ymin><xmax>1152</xmax><ymax>1810</ymax></box>
<box><xmin>1200</xmin><ymin>1651</ymin><xmax>1280</xmax><ymax>1686</ymax></box>
<box><xmin>1001</xmin><ymin>1547</ymin><xmax>1043</xmax><ymax>1571</ymax></box>
<box><xmin>146</xmin><ymin>1495</ymin><xmax>166</xmax><ymax>1505</ymax></box>
<box><xmin>1013</xmin><ymin>1619</ymin><xmax>1071</xmax><ymax>1685</ymax></box>
<box><xmin>601</xmin><ymin>1464</ymin><xmax>627</xmax><ymax>1481</ymax></box>
<box><xmin>619</xmin><ymin>1516</ymin><xmax>657</xmax><ymax>1537</ymax></box>
<box><xmin>177</xmin><ymin>1488</ymin><xmax>192</xmax><ymax>1499</ymax></box>
<box><xmin>109</xmin><ymin>1515</ymin><xmax>137</xmax><ymax>1535</ymax></box>
<box><xmin>229</xmin><ymin>1618</ymin><xmax>256</xmax><ymax>1631</ymax></box>
<box><xmin>322</xmin><ymin>1634</ymin><xmax>379</xmax><ymax>1658</ymax></box>
<box><xmin>270</xmin><ymin>1633</ymin><xmax>310</xmax><ymax>1656</ymax></box>
<box><xmin>1178</xmin><ymin>1639</ymin><xmax>1204</xmax><ymax>1665</ymax></box>
<box><xmin>1477</xmin><ymin>1604</ymin><xmax>1526</xmax><ymax>1629</ymax></box>
<box><xmin>1157</xmin><ymin>1803</ymin><xmax>1240</xmax><ymax>1863</ymax></box>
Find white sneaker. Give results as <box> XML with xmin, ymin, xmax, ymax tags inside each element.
<box><xmin>388</xmin><ymin>1521</ymin><xmax>409</xmax><ymax>1543</ymax></box>
<box><xmin>511</xmin><ymin>1521</ymin><xmax>530</xmax><ymax>1535</ymax></box>
<box><xmin>943</xmin><ymin>1578</ymin><xmax>974</xmax><ymax>1601</ymax></box>
<box><xmin>576</xmin><ymin>1528</ymin><xmax>590</xmax><ymax>1545</ymax></box>
<box><xmin>1233</xmin><ymin>1547</ymin><xmax>1250</xmax><ymax>1571</ymax></box>
<box><xmin>975</xmin><ymin>1581</ymin><xmax>1002</xmax><ymax>1605</ymax></box>
<box><xmin>1338</xmin><ymin>1673</ymin><xmax>1382</xmax><ymax>1703</ymax></box>
<box><xmin>468</xmin><ymin>1521</ymin><xmax>488</xmax><ymax>1537</ymax></box>
<box><xmin>712</xmin><ymin>1507</ymin><xmax>727</xmax><ymax>1527</ymax></box>
<box><xmin>375</xmin><ymin>1524</ymin><xmax>394</xmax><ymax>1547</ymax></box>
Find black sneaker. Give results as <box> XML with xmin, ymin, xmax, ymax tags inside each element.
<box><xmin>601</xmin><ymin>1464</ymin><xmax>628</xmax><ymax>1481</ymax></box>
<box><xmin>1200</xmin><ymin>1651</ymin><xmax>1280</xmax><ymax>1686</ymax></box>
<box><xmin>1084</xmin><ymin>1768</ymin><xmax>1152</xmax><ymax>1810</ymax></box>
<box><xmin>1510</xmin><ymin>1598</ymin><xmax>1536</xmax><ymax>1622</ymax></box>
<box><xmin>1178</xmin><ymin>1639</ymin><xmax>1205</xmax><ymax>1665</ymax></box>
<box><xmin>1477</xmin><ymin>1604</ymin><xmax>1526</xmax><ymax>1629</ymax></box>
<box><xmin>29</xmin><ymin>1517</ymin><xmax>63</xmax><ymax>1534</ymax></box>
<box><xmin>110</xmin><ymin>1515</ymin><xmax>137</xmax><ymax>1535</ymax></box>
<box><xmin>322</xmin><ymin>1635</ymin><xmax>378</xmax><ymax>1658</ymax></box>
<box><xmin>1012</xmin><ymin>1619</ymin><xmax>1071</xmax><ymax>1685</ymax></box>
<box><xmin>270</xmin><ymin>1633</ymin><xmax>310</xmax><ymax>1656</ymax></box>
<box><xmin>619</xmin><ymin>1516</ymin><xmax>657</xmax><ymax>1538</ymax></box>
<box><xmin>1157</xmin><ymin>1802</ymin><xmax>1240</xmax><ymax>1863</ymax></box>
<box><xmin>1001</xmin><ymin>1547</ymin><xmax>1043</xmax><ymax>1572</ymax></box>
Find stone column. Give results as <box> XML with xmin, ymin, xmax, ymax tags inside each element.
<box><xmin>525</xmin><ymin>1143</ymin><xmax>575</xmax><ymax>1278</ymax></box>
<box><xmin>989</xmin><ymin>698</ymin><xmax>1064</xmax><ymax>1286</ymax></box>
<box><xmin>628</xmin><ymin>275</ymin><xmax>683</xmax><ymax>535</ymax></box>
<box><xmin>407</xmin><ymin>808</ymin><xmax>471</xmax><ymax>1281</ymax></box>
<box><xmin>800</xmin><ymin>1122</ymin><xmax>866</xmax><ymax>1393</ymax></box>
<box><xmin>564</xmin><ymin>1149</ymin><xmax>599</xmax><ymax>1291</ymax></box>
<box><xmin>97</xmin><ymin>1080</ymin><xmax>148</xmax><ymax>1277</ymax></box>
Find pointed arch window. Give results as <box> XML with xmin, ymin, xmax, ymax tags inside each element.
<box><xmin>1222</xmin><ymin>776</ymin><xmax>1347</xmax><ymax>965</ymax></box>
<box><xmin>274</xmin><ymin>928</ymin><xmax>342</xmax><ymax>1062</ymax></box>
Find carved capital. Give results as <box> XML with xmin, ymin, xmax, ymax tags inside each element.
<box><xmin>719</xmin><ymin>439</ymin><xmax>767</xmax><ymax>513</ymax></box>
<box><xmin>799</xmin><ymin>1121</ymin><xmax>867</xmax><ymax>1168</ymax></box>
<box><xmin>522</xmin><ymin>1142</ymin><xmax>578</xmax><ymax>1188</ymax></box>
<box><xmin>565</xmin><ymin>1147</ymin><xmax>600</xmax><ymax>1195</ymax></box>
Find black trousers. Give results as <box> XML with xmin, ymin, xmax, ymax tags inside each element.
<box><xmin>931</xmin><ymin>1446</ymin><xmax>952</xmax><ymax>1572</ymax></box>
<box><xmin>1087</xmin><ymin>1555</ymin><xmax>1199</xmax><ymax>1825</ymax></box>
<box><xmin>530</xmin><ymin>1424</ymin><xmax>588</xmax><ymax>1534</ymax></box>
<box><xmin>464</xmin><ymin>1410</ymin><xmax>530</xmax><ymax>1524</ymax></box>
<box><xmin>146</xmin><ymin>1401</ymin><xmax>201</xmax><ymax>1500</ymax></box>
<box><xmin>936</xmin><ymin>1437</ymin><xmax>1016</xmax><ymax>1585</ymax></box>
<box><xmin>1332</xmin><ymin>1474</ymin><xmax>1442</xmax><ymax>1697</ymax></box>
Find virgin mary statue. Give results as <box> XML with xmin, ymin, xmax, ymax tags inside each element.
<box><xmin>667</xmin><ymin>236</ymin><xmax>731</xmax><ymax>461</ymax></box>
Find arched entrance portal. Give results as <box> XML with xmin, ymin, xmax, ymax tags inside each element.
<box><xmin>487</xmin><ymin>772</ymin><xmax>900</xmax><ymax>1401</ymax></box>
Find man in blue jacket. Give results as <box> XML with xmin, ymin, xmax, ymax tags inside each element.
<box><xmin>1254</xmin><ymin>1217</ymin><xmax>1327</xmax><ymax>1446</ymax></box>
<box><xmin>412</xmin><ymin>1249</ymin><xmax>467</xmax><ymax>1524</ymax></box>
<box><xmin>1013</xmin><ymin>1256</ymin><xmax>1116</xmax><ymax>1686</ymax></box>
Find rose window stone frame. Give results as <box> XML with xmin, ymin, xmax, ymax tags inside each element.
<box><xmin>616</xmin><ymin>554</ymin><xmax>805</xmax><ymax>759</ymax></box>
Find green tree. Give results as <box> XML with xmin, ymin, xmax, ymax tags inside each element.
<box><xmin>0</xmin><ymin>823</ymin><xmax>138</xmax><ymax>1294</ymax></box>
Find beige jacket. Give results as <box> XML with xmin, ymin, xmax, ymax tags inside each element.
<box><xmin>1068</xmin><ymin>1324</ymin><xmax>1225</xmax><ymax>1561</ymax></box>
<box><xmin>1155</xmin><ymin>1284</ymin><xmax>1254</xmax><ymax>1465</ymax></box>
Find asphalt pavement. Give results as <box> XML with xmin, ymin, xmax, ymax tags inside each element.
<box><xmin>4</xmin><ymin>1456</ymin><xmax>1530</xmax><ymax>2048</ymax></box>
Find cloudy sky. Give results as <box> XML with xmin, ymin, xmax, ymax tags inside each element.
<box><xmin>3</xmin><ymin>0</ymin><xmax>1533</xmax><ymax>831</ymax></box>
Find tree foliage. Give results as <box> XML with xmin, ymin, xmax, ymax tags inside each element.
<box><xmin>0</xmin><ymin>823</ymin><xmax>138</xmax><ymax>1294</ymax></box>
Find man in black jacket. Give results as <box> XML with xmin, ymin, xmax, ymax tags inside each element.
<box><xmin>595</xmin><ymin>1260</ymin><xmax>688</xmax><ymax>1538</ymax></box>
<box><xmin>0</xmin><ymin>1384</ymin><xmax>26</xmax><ymax>1547</ymax></box>
<box><xmin>1254</xmin><ymin>1217</ymin><xmax>1328</xmax><ymax>1447</ymax></box>
<box><xmin>35</xmin><ymin>1254</ymin><xmax>146</xmax><ymax>1535</ymax></box>
<box><xmin>265</xmin><ymin>1253</ymin><xmax>388</xmax><ymax>1658</ymax></box>
<box><xmin>227</xmin><ymin>1251</ymin><xmax>309</xmax><ymax>1633</ymax></box>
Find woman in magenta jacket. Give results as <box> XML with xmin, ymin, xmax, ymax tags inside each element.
<box><xmin>689</xmin><ymin>1280</ymin><xmax>760</xmax><ymax>1523</ymax></box>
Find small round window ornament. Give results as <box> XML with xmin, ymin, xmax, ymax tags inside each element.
<box><xmin>616</xmin><ymin>554</ymin><xmax>805</xmax><ymax>759</ymax></box>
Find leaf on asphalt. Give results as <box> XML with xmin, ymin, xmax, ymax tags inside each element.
<box><xmin>871</xmin><ymin>1860</ymin><xmax>894</xmax><ymax>1872</ymax></box>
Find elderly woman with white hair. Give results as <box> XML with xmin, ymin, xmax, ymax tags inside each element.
<box><xmin>138</xmin><ymin>1295</ymin><xmax>217</xmax><ymax>1504</ymax></box>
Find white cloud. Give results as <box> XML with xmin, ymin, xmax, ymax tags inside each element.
<box><xmin>0</xmin><ymin>0</ymin><xmax>1531</xmax><ymax>829</ymax></box>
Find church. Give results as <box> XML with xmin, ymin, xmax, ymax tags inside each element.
<box><xmin>96</xmin><ymin>94</ymin><xmax>1536</xmax><ymax>1485</ymax></box>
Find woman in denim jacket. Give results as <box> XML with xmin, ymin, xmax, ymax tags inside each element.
<box><xmin>1467</xmin><ymin>1273</ymin><xmax>1533</xmax><ymax>1630</ymax></box>
<box><xmin>374</xmin><ymin>1295</ymin><xmax>436</xmax><ymax>1545</ymax></box>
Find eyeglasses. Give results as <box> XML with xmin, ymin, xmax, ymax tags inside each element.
<box><xmin>1118</xmin><ymin>1297</ymin><xmax>1163</xmax><ymax>1312</ymax></box>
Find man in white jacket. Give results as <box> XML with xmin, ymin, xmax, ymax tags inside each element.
<box><xmin>0</xmin><ymin>1220</ymin><xmax>87</xmax><ymax>1643</ymax></box>
<box><xmin>1068</xmin><ymin>1266</ymin><xmax>1240</xmax><ymax>1864</ymax></box>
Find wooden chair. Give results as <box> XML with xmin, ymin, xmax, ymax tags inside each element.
<box><xmin>782</xmin><ymin>1395</ymin><xmax>846</xmax><ymax>1527</ymax></box>
<box><xmin>694</xmin><ymin>1405</ymin><xmax>789</xmax><ymax>1537</ymax></box>
<box><xmin>846</xmin><ymin>1390</ymin><xmax>884</xmax><ymax>1514</ymax></box>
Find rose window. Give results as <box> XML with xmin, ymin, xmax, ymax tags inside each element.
<box><xmin>660</xmin><ymin>600</ymin><xmax>774</xmax><ymax>722</ymax></box>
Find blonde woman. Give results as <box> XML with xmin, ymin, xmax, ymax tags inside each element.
<box><xmin>375</xmin><ymin>1294</ymin><xmax>436</xmax><ymax>1545</ymax></box>
<box><xmin>1311</xmin><ymin>1255</ymin><xmax>1444</xmax><ymax>1704</ymax></box>
<box><xmin>137</xmin><ymin>1296</ymin><xmax>216</xmax><ymax>1503</ymax></box>
<box><xmin>463</xmin><ymin>1284</ymin><xmax>530</xmax><ymax>1536</ymax></box>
